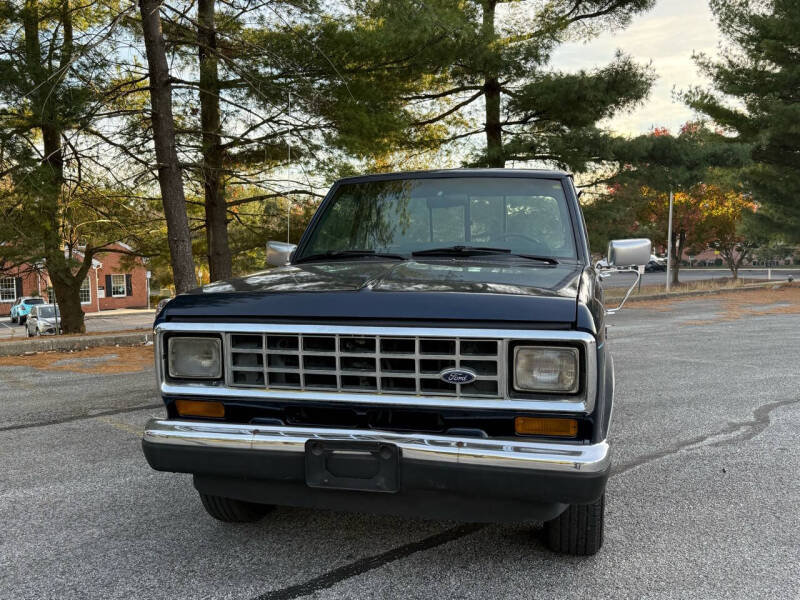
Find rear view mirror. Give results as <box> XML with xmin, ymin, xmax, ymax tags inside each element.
<box><xmin>266</xmin><ymin>241</ymin><xmax>297</xmax><ymax>267</ymax></box>
<box><xmin>607</xmin><ymin>238</ymin><xmax>651</xmax><ymax>267</ymax></box>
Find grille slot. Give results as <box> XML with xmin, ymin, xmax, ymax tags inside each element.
<box><xmin>226</xmin><ymin>333</ymin><xmax>503</xmax><ymax>398</ymax></box>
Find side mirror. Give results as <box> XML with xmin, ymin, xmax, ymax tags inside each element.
<box><xmin>607</xmin><ymin>238</ymin><xmax>651</xmax><ymax>267</ymax></box>
<box><xmin>602</xmin><ymin>238</ymin><xmax>652</xmax><ymax>316</ymax></box>
<box><xmin>266</xmin><ymin>241</ymin><xmax>297</xmax><ymax>267</ymax></box>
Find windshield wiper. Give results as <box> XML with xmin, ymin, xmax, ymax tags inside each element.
<box><xmin>293</xmin><ymin>250</ymin><xmax>406</xmax><ymax>264</ymax></box>
<box><xmin>411</xmin><ymin>245</ymin><xmax>559</xmax><ymax>264</ymax></box>
<box><xmin>411</xmin><ymin>245</ymin><xmax>512</xmax><ymax>257</ymax></box>
<box><xmin>511</xmin><ymin>253</ymin><xmax>559</xmax><ymax>265</ymax></box>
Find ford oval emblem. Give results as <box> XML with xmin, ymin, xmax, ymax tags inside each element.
<box><xmin>439</xmin><ymin>367</ymin><xmax>478</xmax><ymax>385</ymax></box>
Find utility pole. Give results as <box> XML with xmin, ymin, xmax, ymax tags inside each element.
<box><xmin>286</xmin><ymin>92</ymin><xmax>292</xmax><ymax>244</ymax></box>
<box><xmin>666</xmin><ymin>189</ymin><xmax>674</xmax><ymax>293</ymax></box>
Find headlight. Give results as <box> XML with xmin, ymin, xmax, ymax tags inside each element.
<box><xmin>168</xmin><ymin>336</ymin><xmax>222</xmax><ymax>379</ymax></box>
<box><xmin>513</xmin><ymin>346</ymin><xmax>579</xmax><ymax>393</ymax></box>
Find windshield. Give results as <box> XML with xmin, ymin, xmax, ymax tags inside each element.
<box><xmin>297</xmin><ymin>177</ymin><xmax>578</xmax><ymax>261</ymax></box>
<box><xmin>38</xmin><ymin>306</ymin><xmax>60</xmax><ymax>318</ymax></box>
<box><xmin>26</xmin><ymin>298</ymin><xmax>44</xmax><ymax>305</ymax></box>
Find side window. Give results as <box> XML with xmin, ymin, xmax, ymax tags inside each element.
<box><xmin>430</xmin><ymin>202</ymin><xmax>466</xmax><ymax>243</ymax></box>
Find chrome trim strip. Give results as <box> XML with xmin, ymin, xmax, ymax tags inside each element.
<box><xmin>143</xmin><ymin>419</ymin><xmax>610</xmax><ymax>473</ymax></box>
<box><xmin>155</xmin><ymin>322</ymin><xmax>594</xmax><ymax>340</ymax></box>
<box><xmin>155</xmin><ymin>323</ymin><xmax>597</xmax><ymax>413</ymax></box>
<box><xmin>160</xmin><ymin>382</ymin><xmax>590</xmax><ymax>412</ymax></box>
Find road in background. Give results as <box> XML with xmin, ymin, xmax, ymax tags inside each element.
<box><xmin>1</xmin><ymin>296</ymin><xmax>798</xmax><ymax>599</ymax></box>
<box><xmin>0</xmin><ymin>310</ymin><xmax>154</xmax><ymax>340</ymax></box>
<box><xmin>602</xmin><ymin>267</ymin><xmax>799</xmax><ymax>288</ymax></box>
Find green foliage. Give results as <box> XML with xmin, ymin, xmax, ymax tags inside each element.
<box><xmin>350</xmin><ymin>0</ymin><xmax>657</xmax><ymax>169</ymax></box>
<box><xmin>0</xmin><ymin>0</ymin><xmax>150</xmax><ymax>331</ymax></box>
<box><xmin>583</xmin><ymin>124</ymin><xmax>752</xmax><ymax>264</ymax></box>
<box><xmin>686</xmin><ymin>0</ymin><xmax>800</xmax><ymax>241</ymax></box>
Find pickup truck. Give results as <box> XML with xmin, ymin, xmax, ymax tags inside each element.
<box><xmin>143</xmin><ymin>169</ymin><xmax>650</xmax><ymax>555</ymax></box>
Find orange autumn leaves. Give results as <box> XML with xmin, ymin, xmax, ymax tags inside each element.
<box><xmin>636</xmin><ymin>184</ymin><xmax>756</xmax><ymax>258</ymax></box>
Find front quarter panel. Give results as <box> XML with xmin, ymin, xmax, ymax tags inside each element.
<box><xmin>575</xmin><ymin>266</ymin><xmax>613</xmax><ymax>443</ymax></box>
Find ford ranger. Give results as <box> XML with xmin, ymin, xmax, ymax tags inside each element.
<box><xmin>142</xmin><ymin>169</ymin><xmax>650</xmax><ymax>555</ymax></box>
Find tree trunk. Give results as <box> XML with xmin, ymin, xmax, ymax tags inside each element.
<box><xmin>198</xmin><ymin>0</ymin><xmax>232</xmax><ymax>282</ymax></box>
<box><xmin>140</xmin><ymin>0</ymin><xmax>198</xmax><ymax>293</ymax></box>
<box><xmin>49</xmin><ymin>270</ymin><xmax>85</xmax><ymax>334</ymax></box>
<box><xmin>23</xmin><ymin>0</ymin><xmax>85</xmax><ymax>333</ymax></box>
<box><xmin>725</xmin><ymin>251</ymin><xmax>739</xmax><ymax>280</ymax></box>
<box><xmin>482</xmin><ymin>1</ymin><xmax>504</xmax><ymax>168</ymax></box>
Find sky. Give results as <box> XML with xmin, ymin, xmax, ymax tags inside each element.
<box><xmin>551</xmin><ymin>0</ymin><xmax>723</xmax><ymax>137</ymax></box>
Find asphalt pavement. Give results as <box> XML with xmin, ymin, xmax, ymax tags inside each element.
<box><xmin>1</xmin><ymin>297</ymin><xmax>798</xmax><ymax>599</ymax></box>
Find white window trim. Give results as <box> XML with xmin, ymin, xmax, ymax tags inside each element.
<box><xmin>111</xmin><ymin>274</ymin><xmax>126</xmax><ymax>298</ymax></box>
<box><xmin>0</xmin><ymin>277</ymin><xmax>16</xmax><ymax>303</ymax></box>
<box><xmin>79</xmin><ymin>277</ymin><xmax>92</xmax><ymax>305</ymax></box>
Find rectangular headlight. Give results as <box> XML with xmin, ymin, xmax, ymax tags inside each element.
<box><xmin>168</xmin><ymin>336</ymin><xmax>222</xmax><ymax>379</ymax></box>
<box><xmin>514</xmin><ymin>346</ymin><xmax>579</xmax><ymax>393</ymax></box>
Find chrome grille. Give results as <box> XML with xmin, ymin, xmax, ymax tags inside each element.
<box><xmin>226</xmin><ymin>333</ymin><xmax>503</xmax><ymax>398</ymax></box>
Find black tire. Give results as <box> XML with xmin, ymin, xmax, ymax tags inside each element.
<box><xmin>10</xmin><ymin>315</ymin><xmax>16</xmax><ymax>324</ymax></box>
<box><xmin>544</xmin><ymin>494</ymin><xmax>605</xmax><ymax>556</ymax></box>
<box><xmin>199</xmin><ymin>492</ymin><xmax>272</xmax><ymax>523</ymax></box>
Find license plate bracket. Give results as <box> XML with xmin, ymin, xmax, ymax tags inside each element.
<box><xmin>305</xmin><ymin>440</ymin><xmax>399</xmax><ymax>493</ymax></box>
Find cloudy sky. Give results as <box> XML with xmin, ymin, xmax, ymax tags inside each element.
<box><xmin>551</xmin><ymin>0</ymin><xmax>723</xmax><ymax>136</ymax></box>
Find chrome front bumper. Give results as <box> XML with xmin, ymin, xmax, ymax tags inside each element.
<box><xmin>143</xmin><ymin>419</ymin><xmax>610</xmax><ymax>474</ymax></box>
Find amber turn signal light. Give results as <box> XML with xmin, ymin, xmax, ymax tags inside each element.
<box><xmin>175</xmin><ymin>399</ymin><xmax>225</xmax><ymax>418</ymax></box>
<box><xmin>515</xmin><ymin>416</ymin><xmax>578</xmax><ymax>437</ymax></box>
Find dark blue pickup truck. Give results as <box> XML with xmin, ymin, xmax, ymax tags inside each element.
<box><xmin>143</xmin><ymin>169</ymin><xmax>650</xmax><ymax>555</ymax></box>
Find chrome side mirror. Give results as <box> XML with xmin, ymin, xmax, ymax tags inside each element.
<box><xmin>600</xmin><ymin>238</ymin><xmax>651</xmax><ymax>315</ymax></box>
<box><xmin>266</xmin><ymin>241</ymin><xmax>297</xmax><ymax>267</ymax></box>
<box><xmin>608</xmin><ymin>238</ymin><xmax>651</xmax><ymax>267</ymax></box>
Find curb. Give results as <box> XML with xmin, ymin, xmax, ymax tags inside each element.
<box><xmin>0</xmin><ymin>331</ymin><xmax>153</xmax><ymax>357</ymax></box>
<box><xmin>619</xmin><ymin>280</ymin><xmax>793</xmax><ymax>304</ymax></box>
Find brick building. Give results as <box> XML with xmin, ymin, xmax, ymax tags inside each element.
<box><xmin>0</xmin><ymin>243</ymin><xmax>149</xmax><ymax>315</ymax></box>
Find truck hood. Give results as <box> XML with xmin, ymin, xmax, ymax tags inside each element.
<box><xmin>161</xmin><ymin>260</ymin><xmax>583</xmax><ymax>326</ymax></box>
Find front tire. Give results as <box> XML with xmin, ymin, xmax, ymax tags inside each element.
<box><xmin>545</xmin><ymin>494</ymin><xmax>605</xmax><ymax>556</ymax></box>
<box><xmin>199</xmin><ymin>492</ymin><xmax>272</xmax><ymax>523</ymax></box>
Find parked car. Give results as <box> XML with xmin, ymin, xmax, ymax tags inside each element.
<box><xmin>142</xmin><ymin>169</ymin><xmax>651</xmax><ymax>556</ymax></box>
<box><xmin>10</xmin><ymin>296</ymin><xmax>45</xmax><ymax>324</ymax></box>
<box><xmin>645</xmin><ymin>259</ymin><xmax>666</xmax><ymax>272</ymax></box>
<box><xmin>25</xmin><ymin>304</ymin><xmax>61</xmax><ymax>336</ymax></box>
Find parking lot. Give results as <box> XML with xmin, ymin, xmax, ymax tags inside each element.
<box><xmin>1</xmin><ymin>289</ymin><xmax>798</xmax><ymax>599</ymax></box>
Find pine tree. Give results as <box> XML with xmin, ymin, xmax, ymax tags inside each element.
<box><xmin>332</xmin><ymin>0</ymin><xmax>658</xmax><ymax>169</ymax></box>
<box><xmin>0</xmin><ymin>1</ymin><xmax>151</xmax><ymax>332</ymax></box>
<box><xmin>686</xmin><ymin>0</ymin><xmax>800</xmax><ymax>241</ymax></box>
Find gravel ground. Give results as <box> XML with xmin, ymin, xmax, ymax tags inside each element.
<box><xmin>1</xmin><ymin>297</ymin><xmax>798</xmax><ymax>600</ymax></box>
